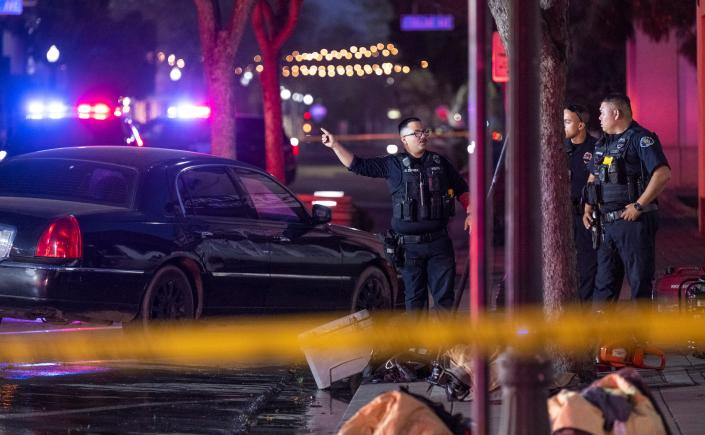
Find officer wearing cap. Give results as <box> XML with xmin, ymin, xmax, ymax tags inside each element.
<box><xmin>564</xmin><ymin>103</ymin><xmax>598</xmax><ymax>301</ymax></box>
<box><xmin>583</xmin><ymin>94</ymin><xmax>671</xmax><ymax>305</ymax></box>
<box><xmin>320</xmin><ymin>118</ymin><xmax>470</xmax><ymax>315</ymax></box>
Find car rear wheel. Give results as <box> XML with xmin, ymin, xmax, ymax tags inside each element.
<box><xmin>139</xmin><ymin>266</ymin><xmax>195</xmax><ymax>323</ymax></box>
<box><xmin>351</xmin><ymin>266</ymin><xmax>392</xmax><ymax>312</ymax></box>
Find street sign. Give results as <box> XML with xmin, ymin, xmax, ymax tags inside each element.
<box><xmin>492</xmin><ymin>32</ymin><xmax>509</xmax><ymax>83</ymax></box>
<box><xmin>400</xmin><ymin>14</ymin><xmax>454</xmax><ymax>31</ymax></box>
<box><xmin>0</xmin><ymin>0</ymin><xmax>22</xmax><ymax>15</ymax></box>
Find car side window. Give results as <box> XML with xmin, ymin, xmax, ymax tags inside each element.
<box><xmin>234</xmin><ymin>169</ymin><xmax>307</xmax><ymax>223</ymax></box>
<box><xmin>177</xmin><ymin>166</ymin><xmax>255</xmax><ymax>218</ymax></box>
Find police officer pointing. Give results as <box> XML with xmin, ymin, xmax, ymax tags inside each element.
<box><xmin>583</xmin><ymin>94</ymin><xmax>671</xmax><ymax>305</ymax></box>
<box><xmin>564</xmin><ymin>104</ymin><xmax>598</xmax><ymax>301</ymax></box>
<box><xmin>321</xmin><ymin>118</ymin><xmax>470</xmax><ymax>315</ymax></box>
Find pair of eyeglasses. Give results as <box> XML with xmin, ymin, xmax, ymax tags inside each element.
<box><xmin>402</xmin><ymin>128</ymin><xmax>432</xmax><ymax>139</ymax></box>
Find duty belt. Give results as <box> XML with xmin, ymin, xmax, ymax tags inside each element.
<box><xmin>399</xmin><ymin>229</ymin><xmax>447</xmax><ymax>244</ymax></box>
<box><xmin>602</xmin><ymin>203</ymin><xmax>658</xmax><ymax>224</ymax></box>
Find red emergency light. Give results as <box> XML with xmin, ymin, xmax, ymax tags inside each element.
<box><xmin>77</xmin><ymin>103</ymin><xmax>113</xmax><ymax>120</ymax></box>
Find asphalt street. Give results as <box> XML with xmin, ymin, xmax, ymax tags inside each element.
<box><xmin>0</xmin><ymin>318</ymin><xmax>321</xmax><ymax>434</ymax></box>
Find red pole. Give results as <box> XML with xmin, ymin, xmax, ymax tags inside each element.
<box><xmin>697</xmin><ymin>2</ymin><xmax>705</xmax><ymax>236</ymax></box>
<box><xmin>468</xmin><ymin>0</ymin><xmax>489</xmax><ymax>434</ymax></box>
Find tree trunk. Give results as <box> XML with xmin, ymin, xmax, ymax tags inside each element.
<box><xmin>490</xmin><ymin>0</ymin><xmax>586</xmax><ymax>374</ymax></box>
<box><xmin>538</xmin><ymin>0</ymin><xmax>574</xmax><ymax>318</ymax></box>
<box><xmin>489</xmin><ymin>0</ymin><xmax>575</xmax><ymax>313</ymax></box>
<box><xmin>208</xmin><ymin>48</ymin><xmax>237</xmax><ymax>159</ymax></box>
<box><xmin>260</xmin><ymin>50</ymin><xmax>285</xmax><ymax>181</ymax></box>
<box><xmin>194</xmin><ymin>0</ymin><xmax>255</xmax><ymax>159</ymax></box>
<box><xmin>252</xmin><ymin>0</ymin><xmax>302</xmax><ymax>182</ymax></box>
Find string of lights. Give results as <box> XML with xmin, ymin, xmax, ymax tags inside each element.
<box><xmin>150</xmin><ymin>43</ymin><xmax>431</xmax><ymax>80</ymax></box>
<box><xmin>284</xmin><ymin>42</ymin><xmax>399</xmax><ymax>62</ymax></box>
<box><xmin>232</xmin><ymin>42</ymin><xmax>429</xmax><ymax>79</ymax></box>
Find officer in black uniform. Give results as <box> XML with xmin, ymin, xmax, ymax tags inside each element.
<box><xmin>564</xmin><ymin>104</ymin><xmax>598</xmax><ymax>301</ymax></box>
<box><xmin>583</xmin><ymin>94</ymin><xmax>671</xmax><ymax>305</ymax></box>
<box><xmin>320</xmin><ymin>118</ymin><xmax>470</xmax><ymax>315</ymax></box>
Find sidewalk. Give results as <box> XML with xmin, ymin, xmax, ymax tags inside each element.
<box><xmin>303</xmin><ymin>190</ymin><xmax>705</xmax><ymax>434</ymax></box>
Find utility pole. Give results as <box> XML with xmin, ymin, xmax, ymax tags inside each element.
<box><xmin>498</xmin><ymin>0</ymin><xmax>552</xmax><ymax>433</ymax></box>
<box><xmin>468</xmin><ymin>0</ymin><xmax>490</xmax><ymax>433</ymax></box>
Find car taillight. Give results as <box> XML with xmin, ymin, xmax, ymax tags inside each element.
<box><xmin>36</xmin><ymin>216</ymin><xmax>82</xmax><ymax>259</ymax></box>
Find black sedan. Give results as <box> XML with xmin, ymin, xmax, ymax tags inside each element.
<box><xmin>0</xmin><ymin>147</ymin><xmax>397</xmax><ymax>325</ymax></box>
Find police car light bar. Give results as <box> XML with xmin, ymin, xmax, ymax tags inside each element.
<box><xmin>77</xmin><ymin>103</ymin><xmax>112</xmax><ymax>120</ymax></box>
<box><xmin>26</xmin><ymin>100</ymin><xmax>69</xmax><ymax>120</ymax></box>
<box><xmin>26</xmin><ymin>100</ymin><xmax>120</xmax><ymax>121</ymax></box>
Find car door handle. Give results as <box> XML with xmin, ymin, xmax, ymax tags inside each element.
<box><xmin>199</xmin><ymin>231</ymin><xmax>214</xmax><ymax>238</ymax></box>
<box><xmin>274</xmin><ymin>236</ymin><xmax>291</xmax><ymax>243</ymax></box>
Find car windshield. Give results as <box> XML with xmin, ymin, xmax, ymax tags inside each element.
<box><xmin>0</xmin><ymin>158</ymin><xmax>137</xmax><ymax>207</ymax></box>
<box><xmin>6</xmin><ymin>118</ymin><xmax>129</xmax><ymax>154</ymax></box>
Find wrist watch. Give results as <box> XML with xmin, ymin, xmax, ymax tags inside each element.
<box><xmin>634</xmin><ymin>202</ymin><xmax>643</xmax><ymax>212</ymax></box>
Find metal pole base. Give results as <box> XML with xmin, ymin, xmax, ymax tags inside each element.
<box><xmin>497</xmin><ymin>349</ymin><xmax>553</xmax><ymax>435</ymax></box>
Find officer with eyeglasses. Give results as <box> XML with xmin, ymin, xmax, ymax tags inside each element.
<box><xmin>321</xmin><ymin>117</ymin><xmax>470</xmax><ymax>316</ymax></box>
<box><xmin>564</xmin><ymin>103</ymin><xmax>598</xmax><ymax>301</ymax></box>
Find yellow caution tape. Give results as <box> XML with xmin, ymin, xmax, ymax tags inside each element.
<box><xmin>0</xmin><ymin>306</ymin><xmax>702</xmax><ymax>363</ymax></box>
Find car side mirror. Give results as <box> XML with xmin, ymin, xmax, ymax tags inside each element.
<box><xmin>311</xmin><ymin>204</ymin><xmax>332</xmax><ymax>224</ymax></box>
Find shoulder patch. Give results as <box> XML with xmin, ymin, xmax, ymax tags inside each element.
<box><xmin>582</xmin><ymin>152</ymin><xmax>592</xmax><ymax>164</ymax></box>
<box><xmin>433</xmin><ymin>154</ymin><xmax>441</xmax><ymax>164</ymax></box>
<box><xmin>640</xmin><ymin>136</ymin><xmax>655</xmax><ymax>148</ymax></box>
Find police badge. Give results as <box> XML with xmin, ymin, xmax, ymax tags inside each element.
<box><xmin>583</xmin><ymin>152</ymin><xmax>593</xmax><ymax>164</ymax></box>
<box><xmin>640</xmin><ymin>136</ymin><xmax>655</xmax><ymax>148</ymax></box>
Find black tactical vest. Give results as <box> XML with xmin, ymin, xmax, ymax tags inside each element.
<box><xmin>592</xmin><ymin>129</ymin><xmax>645</xmax><ymax>206</ymax></box>
<box><xmin>391</xmin><ymin>152</ymin><xmax>455</xmax><ymax>222</ymax></box>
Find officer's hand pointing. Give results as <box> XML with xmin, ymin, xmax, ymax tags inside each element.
<box><xmin>320</xmin><ymin>128</ymin><xmax>336</xmax><ymax>149</ymax></box>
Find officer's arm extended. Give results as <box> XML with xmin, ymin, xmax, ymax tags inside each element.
<box><xmin>320</xmin><ymin>128</ymin><xmax>354</xmax><ymax>168</ymax></box>
<box><xmin>321</xmin><ymin>127</ymin><xmax>390</xmax><ymax>178</ymax></box>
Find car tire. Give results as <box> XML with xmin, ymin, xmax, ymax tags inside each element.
<box><xmin>138</xmin><ymin>265</ymin><xmax>195</xmax><ymax>324</ymax></box>
<box><xmin>351</xmin><ymin>266</ymin><xmax>392</xmax><ymax>313</ymax></box>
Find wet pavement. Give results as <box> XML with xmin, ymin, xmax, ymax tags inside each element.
<box><xmin>0</xmin><ymin>357</ymin><xmax>321</xmax><ymax>434</ymax></box>
<box><xmin>0</xmin><ymin>318</ymin><xmax>329</xmax><ymax>434</ymax></box>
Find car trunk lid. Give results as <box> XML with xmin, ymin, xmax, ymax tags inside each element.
<box><xmin>0</xmin><ymin>196</ymin><xmax>126</xmax><ymax>258</ymax></box>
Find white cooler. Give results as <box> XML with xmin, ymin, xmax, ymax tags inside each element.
<box><xmin>299</xmin><ymin>310</ymin><xmax>374</xmax><ymax>389</ymax></box>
